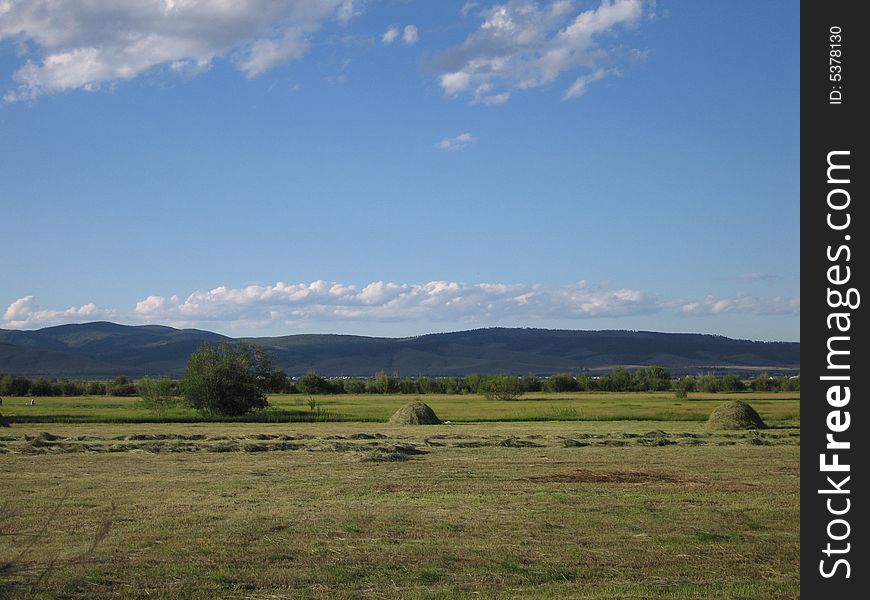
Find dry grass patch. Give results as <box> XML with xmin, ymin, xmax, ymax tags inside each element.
<box><xmin>707</xmin><ymin>400</ymin><xmax>767</xmax><ymax>430</ymax></box>
<box><xmin>387</xmin><ymin>401</ymin><xmax>442</xmax><ymax>425</ymax></box>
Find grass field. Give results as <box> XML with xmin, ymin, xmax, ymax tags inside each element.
<box><xmin>0</xmin><ymin>391</ymin><xmax>801</xmax><ymax>425</ymax></box>
<box><xmin>1</xmin><ymin>394</ymin><xmax>799</xmax><ymax>599</ymax></box>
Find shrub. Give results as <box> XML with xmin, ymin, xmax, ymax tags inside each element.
<box><xmin>342</xmin><ymin>379</ymin><xmax>367</xmax><ymax>394</ymax></box>
<box><xmin>86</xmin><ymin>381</ymin><xmax>107</xmax><ymax>395</ymax></box>
<box><xmin>673</xmin><ymin>376</ymin><xmax>695</xmax><ymax>398</ymax></box>
<box><xmin>107</xmin><ymin>376</ymin><xmax>138</xmax><ymax>396</ymax></box>
<box><xmin>0</xmin><ymin>375</ymin><xmax>32</xmax><ymax>396</ymax></box>
<box><xmin>30</xmin><ymin>378</ymin><xmax>59</xmax><ymax>396</ymax></box>
<box><xmin>519</xmin><ymin>374</ymin><xmax>542</xmax><ymax>392</ymax></box>
<box><xmin>545</xmin><ymin>373</ymin><xmax>577</xmax><ymax>392</ymax></box>
<box><xmin>297</xmin><ymin>371</ymin><xmax>331</xmax><ymax>395</ymax></box>
<box><xmin>138</xmin><ymin>378</ymin><xmax>178</xmax><ymax>417</ymax></box>
<box><xmin>482</xmin><ymin>375</ymin><xmax>524</xmax><ymax>401</ymax></box>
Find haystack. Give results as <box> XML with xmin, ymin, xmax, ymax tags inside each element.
<box><xmin>707</xmin><ymin>400</ymin><xmax>766</xmax><ymax>430</ymax></box>
<box><xmin>388</xmin><ymin>401</ymin><xmax>441</xmax><ymax>425</ymax></box>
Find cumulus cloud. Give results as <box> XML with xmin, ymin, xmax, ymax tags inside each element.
<box><xmin>3</xmin><ymin>281</ymin><xmax>800</xmax><ymax>332</ymax></box>
<box><xmin>435</xmin><ymin>0</ymin><xmax>645</xmax><ymax>104</ymax></box>
<box><xmin>2</xmin><ymin>295</ymin><xmax>113</xmax><ymax>329</ymax></box>
<box><xmin>382</xmin><ymin>26</ymin><xmax>399</xmax><ymax>44</ymax></box>
<box><xmin>402</xmin><ymin>25</ymin><xmax>419</xmax><ymax>45</ymax></box>
<box><xmin>127</xmin><ymin>280</ymin><xmax>659</xmax><ymax>326</ymax></box>
<box><xmin>436</xmin><ymin>132</ymin><xmax>478</xmax><ymax>151</ymax></box>
<box><xmin>0</xmin><ymin>0</ymin><xmax>360</xmax><ymax>101</ymax></box>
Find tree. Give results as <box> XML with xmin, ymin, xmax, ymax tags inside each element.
<box><xmin>544</xmin><ymin>373</ymin><xmax>577</xmax><ymax>392</ymax></box>
<box><xmin>674</xmin><ymin>376</ymin><xmax>695</xmax><ymax>399</ymax></box>
<box><xmin>138</xmin><ymin>378</ymin><xmax>178</xmax><ymax>418</ymax></box>
<box><xmin>182</xmin><ymin>342</ymin><xmax>269</xmax><ymax>416</ymax></box>
<box><xmin>30</xmin><ymin>378</ymin><xmax>58</xmax><ymax>396</ymax></box>
<box><xmin>609</xmin><ymin>367</ymin><xmax>632</xmax><ymax>392</ymax></box>
<box><xmin>370</xmin><ymin>371</ymin><xmax>400</xmax><ymax>394</ymax></box>
<box><xmin>86</xmin><ymin>381</ymin><xmax>107</xmax><ymax>395</ymax></box>
<box><xmin>519</xmin><ymin>374</ymin><xmax>542</xmax><ymax>392</ymax></box>
<box><xmin>297</xmin><ymin>371</ymin><xmax>330</xmax><ymax>395</ymax></box>
<box><xmin>0</xmin><ymin>375</ymin><xmax>31</xmax><ymax>396</ymax></box>
<box><xmin>750</xmin><ymin>373</ymin><xmax>774</xmax><ymax>392</ymax></box>
<box><xmin>262</xmin><ymin>367</ymin><xmax>290</xmax><ymax>394</ymax></box>
<box><xmin>107</xmin><ymin>376</ymin><xmax>138</xmax><ymax>396</ymax></box>
<box><xmin>482</xmin><ymin>375</ymin><xmax>524</xmax><ymax>401</ymax></box>
<box><xmin>342</xmin><ymin>379</ymin><xmax>367</xmax><ymax>394</ymax></box>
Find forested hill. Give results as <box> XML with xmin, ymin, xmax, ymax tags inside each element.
<box><xmin>0</xmin><ymin>322</ymin><xmax>800</xmax><ymax>378</ymax></box>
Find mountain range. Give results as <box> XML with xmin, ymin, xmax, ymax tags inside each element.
<box><xmin>0</xmin><ymin>322</ymin><xmax>800</xmax><ymax>379</ymax></box>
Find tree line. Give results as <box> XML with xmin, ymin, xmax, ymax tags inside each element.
<box><xmin>1</xmin><ymin>363</ymin><xmax>799</xmax><ymax>399</ymax></box>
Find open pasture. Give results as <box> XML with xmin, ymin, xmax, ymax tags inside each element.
<box><xmin>1</xmin><ymin>393</ymin><xmax>800</xmax><ymax>598</ymax></box>
<box><xmin>0</xmin><ymin>391</ymin><xmax>800</xmax><ymax>426</ymax></box>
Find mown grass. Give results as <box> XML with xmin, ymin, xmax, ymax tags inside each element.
<box><xmin>0</xmin><ymin>421</ymin><xmax>799</xmax><ymax>599</ymax></box>
<box><xmin>0</xmin><ymin>391</ymin><xmax>800</xmax><ymax>425</ymax></box>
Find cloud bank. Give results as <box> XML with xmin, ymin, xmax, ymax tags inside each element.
<box><xmin>435</xmin><ymin>0</ymin><xmax>645</xmax><ymax>104</ymax></box>
<box><xmin>2</xmin><ymin>280</ymin><xmax>800</xmax><ymax>332</ymax></box>
<box><xmin>0</xmin><ymin>0</ymin><xmax>358</xmax><ymax>101</ymax></box>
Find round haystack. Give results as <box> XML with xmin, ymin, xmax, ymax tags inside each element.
<box><xmin>707</xmin><ymin>400</ymin><xmax>766</xmax><ymax>430</ymax></box>
<box><xmin>388</xmin><ymin>401</ymin><xmax>441</xmax><ymax>425</ymax></box>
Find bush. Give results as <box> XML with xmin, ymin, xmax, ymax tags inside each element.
<box><xmin>30</xmin><ymin>378</ymin><xmax>59</xmax><ymax>396</ymax></box>
<box><xmin>545</xmin><ymin>373</ymin><xmax>577</xmax><ymax>392</ymax></box>
<box><xmin>182</xmin><ymin>342</ymin><xmax>270</xmax><ymax>416</ymax></box>
<box><xmin>138</xmin><ymin>378</ymin><xmax>178</xmax><ymax>417</ymax></box>
<box><xmin>673</xmin><ymin>376</ymin><xmax>695</xmax><ymax>398</ymax></box>
<box><xmin>86</xmin><ymin>381</ymin><xmax>107</xmax><ymax>395</ymax></box>
<box><xmin>0</xmin><ymin>375</ymin><xmax>32</xmax><ymax>396</ymax></box>
<box><xmin>59</xmin><ymin>379</ymin><xmax>86</xmax><ymax>396</ymax></box>
<box><xmin>297</xmin><ymin>371</ymin><xmax>331</xmax><ymax>395</ymax></box>
<box><xmin>482</xmin><ymin>375</ymin><xmax>524</xmax><ymax>401</ymax></box>
<box><xmin>519</xmin><ymin>374</ymin><xmax>542</xmax><ymax>392</ymax></box>
<box><xmin>342</xmin><ymin>379</ymin><xmax>367</xmax><ymax>394</ymax></box>
<box><xmin>108</xmin><ymin>376</ymin><xmax>138</xmax><ymax>396</ymax></box>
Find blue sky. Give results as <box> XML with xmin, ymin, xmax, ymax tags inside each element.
<box><xmin>0</xmin><ymin>1</ymin><xmax>799</xmax><ymax>341</ymax></box>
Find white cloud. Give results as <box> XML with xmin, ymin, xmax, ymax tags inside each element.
<box><xmin>675</xmin><ymin>295</ymin><xmax>800</xmax><ymax>317</ymax></box>
<box><xmin>436</xmin><ymin>0</ymin><xmax>645</xmax><ymax>104</ymax></box>
<box><xmin>0</xmin><ymin>0</ymin><xmax>359</xmax><ymax>101</ymax></box>
<box><xmin>436</xmin><ymin>132</ymin><xmax>478</xmax><ymax>151</ymax></box>
<box><xmin>3</xmin><ymin>282</ymin><xmax>799</xmax><ymax>332</ymax></box>
<box><xmin>562</xmin><ymin>67</ymin><xmax>610</xmax><ymax>100</ymax></box>
<box><xmin>124</xmin><ymin>280</ymin><xmax>659</xmax><ymax>326</ymax></box>
<box><xmin>402</xmin><ymin>25</ymin><xmax>419</xmax><ymax>45</ymax></box>
<box><xmin>2</xmin><ymin>295</ymin><xmax>113</xmax><ymax>329</ymax></box>
<box><xmin>382</xmin><ymin>26</ymin><xmax>399</xmax><ymax>44</ymax></box>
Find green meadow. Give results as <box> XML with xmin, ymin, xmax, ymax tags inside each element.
<box><xmin>0</xmin><ymin>391</ymin><xmax>800</xmax><ymax>425</ymax></box>
<box><xmin>1</xmin><ymin>393</ymin><xmax>799</xmax><ymax>599</ymax></box>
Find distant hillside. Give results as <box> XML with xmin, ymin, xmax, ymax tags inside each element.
<box><xmin>0</xmin><ymin>322</ymin><xmax>800</xmax><ymax>378</ymax></box>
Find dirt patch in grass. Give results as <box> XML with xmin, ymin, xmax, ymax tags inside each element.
<box><xmin>522</xmin><ymin>469</ymin><xmax>689</xmax><ymax>484</ymax></box>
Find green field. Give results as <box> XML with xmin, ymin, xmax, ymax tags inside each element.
<box><xmin>1</xmin><ymin>394</ymin><xmax>799</xmax><ymax>599</ymax></box>
<box><xmin>0</xmin><ymin>391</ymin><xmax>801</xmax><ymax>425</ymax></box>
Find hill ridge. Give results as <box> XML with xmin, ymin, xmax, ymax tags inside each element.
<box><xmin>0</xmin><ymin>322</ymin><xmax>800</xmax><ymax>378</ymax></box>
